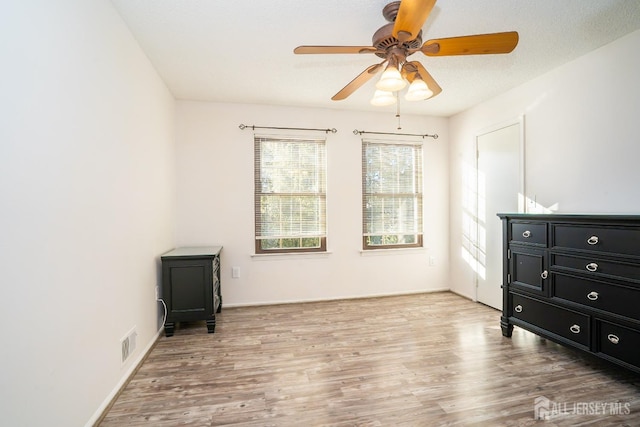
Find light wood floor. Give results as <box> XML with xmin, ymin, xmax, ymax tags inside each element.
<box><xmin>99</xmin><ymin>292</ymin><xmax>640</xmax><ymax>426</ymax></box>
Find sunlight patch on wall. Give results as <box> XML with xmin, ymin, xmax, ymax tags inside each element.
<box><xmin>461</xmin><ymin>160</ymin><xmax>486</xmax><ymax>280</ymax></box>
<box><xmin>520</xmin><ymin>193</ymin><xmax>559</xmax><ymax>213</ymax></box>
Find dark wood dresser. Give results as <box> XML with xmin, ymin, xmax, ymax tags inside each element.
<box><xmin>160</xmin><ymin>246</ymin><xmax>222</xmax><ymax>337</ymax></box>
<box><xmin>498</xmin><ymin>214</ymin><xmax>640</xmax><ymax>373</ymax></box>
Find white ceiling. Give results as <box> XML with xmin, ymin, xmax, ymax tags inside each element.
<box><xmin>110</xmin><ymin>0</ymin><xmax>640</xmax><ymax>117</ymax></box>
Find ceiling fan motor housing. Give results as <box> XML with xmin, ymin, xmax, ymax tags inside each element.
<box><xmin>372</xmin><ymin>23</ymin><xmax>422</xmax><ymax>59</ymax></box>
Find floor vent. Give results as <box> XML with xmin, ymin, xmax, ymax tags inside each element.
<box><xmin>121</xmin><ymin>327</ymin><xmax>137</xmax><ymax>363</ymax></box>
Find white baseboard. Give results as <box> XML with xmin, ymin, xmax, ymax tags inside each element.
<box><xmin>448</xmin><ymin>288</ymin><xmax>476</xmax><ymax>302</ymax></box>
<box><xmin>222</xmin><ymin>287</ymin><xmax>451</xmax><ymax>308</ymax></box>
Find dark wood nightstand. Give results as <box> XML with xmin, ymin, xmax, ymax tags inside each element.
<box><xmin>160</xmin><ymin>246</ymin><xmax>222</xmax><ymax>336</ymax></box>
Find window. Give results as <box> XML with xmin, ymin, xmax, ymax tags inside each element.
<box><xmin>254</xmin><ymin>136</ymin><xmax>327</xmax><ymax>253</ymax></box>
<box><xmin>362</xmin><ymin>140</ymin><xmax>423</xmax><ymax>249</ymax></box>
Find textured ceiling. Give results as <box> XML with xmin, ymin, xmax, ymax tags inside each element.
<box><xmin>110</xmin><ymin>0</ymin><xmax>640</xmax><ymax>117</ymax></box>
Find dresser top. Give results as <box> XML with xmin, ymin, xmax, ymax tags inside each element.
<box><xmin>161</xmin><ymin>246</ymin><xmax>222</xmax><ymax>259</ymax></box>
<box><xmin>497</xmin><ymin>213</ymin><xmax>640</xmax><ymax>222</ymax></box>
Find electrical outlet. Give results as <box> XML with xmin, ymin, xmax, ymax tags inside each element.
<box><xmin>232</xmin><ymin>266</ymin><xmax>240</xmax><ymax>278</ymax></box>
<box><xmin>429</xmin><ymin>256</ymin><xmax>436</xmax><ymax>266</ymax></box>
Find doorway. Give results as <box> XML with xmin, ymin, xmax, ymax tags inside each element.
<box><xmin>475</xmin><ymin>118</ymin><xmax>524</xmax><ymax>309</ymax></box>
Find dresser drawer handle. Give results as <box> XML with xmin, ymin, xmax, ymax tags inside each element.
<box><xmin>607</xmin><ymin>334</ymin><xmax>620</xmax><ymax>344</ymax></box>
<box><xmin>587</xmin><ymin>235</ymin><xmax>599</xmax><ymax>245</ymax></box>
<box><xmin>541</xmin><ymin>270</ymin><xmax>548</xmax><ymax>279</ymax></box>
<box><xmin>522</xmin><ymin>230</ymin><xmax>531</xmax><ymax>238</ymax></box>
<box><xmin>514</xmin><ymin>304</ymin><xmax>523</xmax><ymax>313</ymax></box>
<box><xmin>587</xmin><ymin>291</ymin><xmax>599</xmax><ymax>301</ymax></box>
<box><xmin>586</xmin><ymin>263</ymin><xmax>598</xmax><ymax>272</ymax></box>
<box><xmin>570</xmin><ymin>324</ymin><xmax>581</xmax><ymax>334</ymax></box>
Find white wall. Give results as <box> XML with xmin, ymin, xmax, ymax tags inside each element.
<box><xmin>0</xmin><ymin>2</ymin><xmax>175</xmax><ymax>426</ymax></box>
<box><xmin>175</xmin><ymin>102</ymin><xmax>449</xmax><ymax>305</ymax></box>
<box><xmin>448</xmin><ymin>29</ymin><xmax>640</xmax><ymax>299</ymax></box>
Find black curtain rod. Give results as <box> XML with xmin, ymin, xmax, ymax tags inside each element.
<box><xmin>239</xmin><ymin>124</ymin><xmax>337</xmax><ymax>134</ymax></box>
<box><xmin>353</xmin><ymin>129</ymin><xmax>438</xmax><ymax>139</ymax></box>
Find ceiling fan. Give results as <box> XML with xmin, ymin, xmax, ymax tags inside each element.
<box><xmin>293</xmin><ymin>0</ymin><xmax>519</xmax><ymax>105</ymax></box>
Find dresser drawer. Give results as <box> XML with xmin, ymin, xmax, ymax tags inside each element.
<box><xmin>597</xmin><ymin>320</ymin><xmax>640</xmax><ymax>368</ymax></box>
<box><xmin>552</xmin><ymin>224</ymin><xmax>640</xmax><ymax>258</ymax></box>
<box><xmin>511</xmin><ymin>222</ymin><xmax>547</xmax><ymax>246</ymax></box>
<box><xmin>552</xmin><ymin>254</ymin><xmax>640</xmax><ymax>284</ymax></box>
<box><xmin>552</xmin><ymin>273</ymin><xmax>640</xmax><ymax>322</ymax></box>
<box><xmin>511</xmin><ymin>293</ymin><xmax>589</xmax><ymax>347</ymax></box>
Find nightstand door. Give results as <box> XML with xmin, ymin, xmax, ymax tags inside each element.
<box><xmin>163</xmin><ymin>259</ymin><xmax>213</xmax><ymax>320</ymax></box>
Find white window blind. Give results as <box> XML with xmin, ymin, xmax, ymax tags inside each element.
<box><xmin>362</xmin><ymin>140</ymin><xmax>423</xmax><ymax>249</ymax></box>
<box><xmin>254</xmin><ymin>136</ymin><xmax>327</xmax><ymax>253</ymax></box>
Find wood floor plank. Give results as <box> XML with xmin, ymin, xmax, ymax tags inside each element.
<box><xmin>98</xmin><ymin>292</ymin><xmax>640</xmax><ymax>426</ymax></box>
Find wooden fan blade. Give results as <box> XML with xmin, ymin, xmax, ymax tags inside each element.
<box><xmin>393</xmin><ymin>0</ymin><xmax>437</xmax><ymax>43</ymax></box>
<box><xmin>294</xmin><ymin>46</ymin><xmax>378</xmax><ymax>54</ymax></box>
<box><xmin>408</xmin><ymin>61</ymin><xmax>442</xmax><ymax>98</ymax></box>
<box><xmin>421</xmin><ymin>31</ymin><xmax>519</xmax><ymax>56</ymax></box>
<box><xmin>332</xmin><ymin>62</ymin><xmax>385</xmax><ymax>101</ymax></box>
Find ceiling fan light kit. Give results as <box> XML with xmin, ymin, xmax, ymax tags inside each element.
<box><xmin>405</xmin><ymin>78</ymin><xmax>433</xmax><ymax>101</ymax></box>
<box><xmin>376</xmin><ymin>63</ymin><xmax>406</xmax><ymax>92</ymax></box>
<box><xmin>370</xmin><ymin>90</ymin><xmax>397</xmax><ymax>106</ymax></box>
<box><xmin>294</xmin><ymin>0</ymin><xmax>519</xmax><ymax>110</ymax></box>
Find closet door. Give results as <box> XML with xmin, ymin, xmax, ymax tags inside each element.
<box><xmin>476</xmin><ymin>121</ymin><xmax>523</xmax><ymax>310</ymax></box>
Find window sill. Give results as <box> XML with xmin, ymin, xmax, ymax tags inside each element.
<box><xmin>359</xmin><ymin>247</ymin><xmax>428</xmax><ymax>256</ymax></box>
<box><xmin>251</xmin><ymin>251</ymin><xmax>333</xmax><ymax>260</ymax></box>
